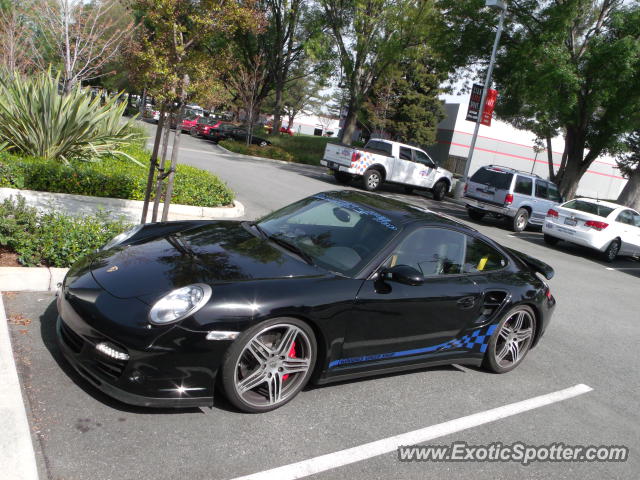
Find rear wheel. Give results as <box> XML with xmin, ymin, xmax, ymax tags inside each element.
<box><xmin>432</xmin><ymin>180</ymin><xmax>447</xmax><ymax>201</ymax></box>
<box><xmin>221</xmin><ymin>318</ymin><xmax>316</xmax><ymax>413</ymax></box>
<box><xmin>602</xmin><ymin>239</ymin><xmax>621</xmax><ymax>263</ymax></box>
<box><xmin>467</xmin><ymin>207</ymin><xmax>485</xmax><ymax>221</ymax></box>
<box><xmin>334</xmin><ymin>171</ymin><xmax>352</xmax><ymax>185</ymax></box>
<box><xmin>190</xmin><ymin>127</ymin><xmax>198</xmax><ymax>136</ymax></box>
<box><xmin>483</xmin><ymin>305</ymin><xmax>536</xmax><ymax>374</ymax></box>
<box><xmin>258</xmin><ymin>140</ymin><xmax>269</xmax><ymax>147</ymax></box>
<box><xmin>363</xmin><ymin>169</ymin><xmax>382</xmax><ymax>191</ymax></box>
<box><xmin>511</xmin><ymin>208</ymin><xmax>529</xmax><ymax>232</ymax></box>
<box><xmin>543</xmin><ymin>234</ymin><xmax>559</xmax><ymax>245</ymax></box>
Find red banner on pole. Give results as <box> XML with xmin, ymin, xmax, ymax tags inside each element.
<box><xmin>481</xmin><ymin>88</ymin><xmax>498</xmax><ymax>126</ymax></box>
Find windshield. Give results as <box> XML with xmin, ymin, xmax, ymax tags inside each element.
<box><xmin>562</xmin><ymin>199</ymin><xmax>615</xmax><ymax>218</ymax></box>
<box><xmin>257</xmin><ymin>194</ymin><xmax>400</xmax><ymax>276</ymax></box>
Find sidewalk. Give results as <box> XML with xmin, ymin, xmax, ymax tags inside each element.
<box><xmin>0</xmin><ymin>294</ymin><xmax>39</xmax><ymax>480</ymax></box>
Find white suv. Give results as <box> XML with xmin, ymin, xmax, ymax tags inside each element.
<box><xmin>542</xmin><ymin>198</ymin><xmax>640</xmax><ymax>261</ymax></box>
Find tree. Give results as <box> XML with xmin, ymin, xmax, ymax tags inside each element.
<box><xmin>38</xmin><ymin>0</ymin><xmax>136</xmax><ymax>92</ymax></box>
<box><xmin>0</xmin><ymin>0</ymin><xmax>43</xmax><ymax>73</ymax></box>
<box><xmin>616</xmin><ymin>130</ymin><xmax>640</xmax><ymax>210</ymax></box>
<box><xmin>441</xmin><ymin>0</ymin><xmax>640</xmax><ymax>199</ymax></box>
<box><xmin>319</xmin><ymin>0</ymin><xmax>436</xmax><ymax>145</ymax></box>
<box><xmin>363</xmin><ymin>47</ymin><xmax>445</xmax><ymax>146</ymax></box>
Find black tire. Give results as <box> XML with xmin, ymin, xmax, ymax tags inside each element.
<box><xmin>220</xmin><ymin>318</ymin><xmax>316</xmax><ymax>413</ymax></box>
<box><xmin>334</xmin><ymin>171</ymin><xmax>352</xmax><ymax>185</ymax></box>
<box><xmin>511</xmin><ymin>208</ymin><xmax>530</xmax><ymax>232</ymax></box>
<box><xmin>602</xmin><ymin>239</ymin><xmax>621</xmax><ymax>263</ymax></box>
<box><xmin>483</xmin><ymin>305</ymin><xmax>537</xmax><ymax>374</ymax></box>
<box><xmin>363</xmin><ymin>169</ymin><xmax>382</xmax><ymax>191</ymax></box>
<box><xmin>543</xmin><ymin>234</ymin><xmax>560</xmax><ymax>245</ymax></box>
<box><xmin>432</xmin><ymin>180</ymin><xmax>447</xmax><ymax>201</ymax></box>
<box><xmin>467</xmin><ymin>207</ymin><xmax>485</xmax><ymax>221</ymax></box>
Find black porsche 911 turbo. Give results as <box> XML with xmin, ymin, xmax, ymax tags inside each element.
<box><xmin>56</xmin><ymin>190</ymin><xmax>556</xmax><ymax>413</ymax></box>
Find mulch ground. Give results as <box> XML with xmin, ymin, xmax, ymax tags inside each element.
<box><xmin>0</xmin><ymin>246</ymin><xmax>21</xmax><ymax>267</ymax></box>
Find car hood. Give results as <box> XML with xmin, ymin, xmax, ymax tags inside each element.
<box><xmin>90</xmin><ymin>221</ymin><xmax>325</xmax><ymax>299</ymax></box>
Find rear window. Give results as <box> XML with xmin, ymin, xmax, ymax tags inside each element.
<box><xmin>364</xmin><ymin>140</ymin><xmax>393</xmax><ymax>156</ymax></box>
<box><xmin>562</xmin><ymin>200</ymin><xmax>615</xmax><ymax>218</ymax></box>
<box><xmin>470</xmin><ymin>168</ymin><xmax>514</xmax><ymax>190</ymax></box>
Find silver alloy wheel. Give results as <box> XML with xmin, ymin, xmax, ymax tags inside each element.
<box><xmin>493</xmin><ymin>309</ymin><xmax>534</xmax><ymax>368</ymax></box>
<box><xmin>367</xmin><ymin>172</ymin><xmax>380</xmax><ymax>189</ymax></box>
<box><xmin>607</xmin><ymin>241</ymin><xmax>620</xmax><ymax>261</ymax></box>
<box><xmin>233</xmin><ymin>324</ymin><xmax>312</xmax><ymax>408</ymax></box>
<box><xmin>516</xmin><ymin>214</ymin><xmax>527</xmax><ymax>230</ymax></box>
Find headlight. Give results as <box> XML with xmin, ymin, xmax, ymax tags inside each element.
<box><xmin>149</xmin><ymin>284</ymin><xmax>212</xmax><ymax>325</ymax></box>
<box><xmin>102</xmin><ymin>224</ymin><xmax>144</xmax><ymax>250</ymax></box>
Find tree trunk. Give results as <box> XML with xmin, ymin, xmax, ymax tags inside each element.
<box><xmin>617</xmin><ymin>166</ymin><xmax>640</xmax><ymax>210</ymax></box>
<box><xmin>340</xmin><ymin>106</ymin><xmax>358</xmax><ymax>146</ymax></box>
<box><xmin>546</xmin><ymin>134</ymin><xmax>555</xmax><ymax>182</ymax></box>
<box><xmin>271</xmin><ymin>86</ymin><xmax>284</xmax><ymax>136</ymax></box>
<box><xmin>162</xmin><ymin>74</ymin><xmax>190</xmax><ymax>221</ymax></box>
<box><xmin>141</xmin><ymin>105</ymin><xmax>165</xmax><ymax>223</ymax></box>
<box><xmin>557</xmin><ymin>127</ymin><xmax>588</xmax><ymax>199</ymax></box>
<box><xmin>151</xmin><ymin>111</ymin><xmax>172</xmax><ymax>222</ymax></box>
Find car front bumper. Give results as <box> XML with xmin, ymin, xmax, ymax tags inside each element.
<box><xmin>55</xmin><ymin>292</ymin><xmax>226</xmax><ymax>408</ymax></box>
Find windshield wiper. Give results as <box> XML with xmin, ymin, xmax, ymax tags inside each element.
<box><xmin>268</xmin><ymin>235</ymin><xmax>315</xmax><ymax>266</ymax></box>
<box><xmin>167</xmin><ymin>233</ymin><xmax>197</xmax><ymax>257</ymax></box>
<box><xmin>250</xmin><ymin>222</ymin><xmax>268</xmax><ymax>239</ymax></box>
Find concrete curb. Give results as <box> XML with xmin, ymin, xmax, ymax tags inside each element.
<box><xmin>0</xmin><ymin>188</ymin><xmax>245</xmax><ymax>223</ymax></box>
<box><xmin>0</xmin><ymin>267</ymin><xmax>69</xmax><ymax>293</ymax></box>
<box><xmin>0</xmin><ymin>294</ymin><xmax>40</xmax><ymax>480</ymax></box>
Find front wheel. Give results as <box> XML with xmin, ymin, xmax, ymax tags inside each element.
<box><xmin>483</xmin><ymin>305</ymin><xmax>536</xmax><ymax>374</ymax></box>
<box><xmin>363</xmin><ymin>169</ymin><xmax>382</xmax><ymax>191</ymax></box>
<box><xmin>221</xmin><ymin>318</ymin><xmax>316</xmax><ymax>413</ymax></box>
<box><xmin>602</xmin><ymin>239</ymin><xmax>620</xmax><ymax>263</ymax></box>
<box><xmin>431</xmin><ymin>180</ymin><xmax>447</xmax><ymax>201</ymax></box>
<box><xmin>258</xmin><ymin>140</ymin><xmax>268</xmax><ymax>147</ymax></box>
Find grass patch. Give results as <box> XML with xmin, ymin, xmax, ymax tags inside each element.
<box><xmin>0</xmin><ymin>145</ymin><xmax>235</xmax><ymax>208</ymax></box>
<box><xmin>265</xmin><ymin>134</ymin><xmax>341</xmax><ymax>165</ymax></box>
<box><xmin>218</xmin><ymin>140</ymin><xmax>295</xmax><ymax>162</ymax></box>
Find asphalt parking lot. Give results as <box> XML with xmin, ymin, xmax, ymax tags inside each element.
<box><xmin>4</xmin><ymin>127</ymin><xmax>640</xmax><ymax>479</ymax></box>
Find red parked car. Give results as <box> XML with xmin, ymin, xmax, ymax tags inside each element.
<box><xmin>178</xmin><ymin>114</ymin><xmax>202</xmax><ymax>132</ymax></box>
<box><xmin>193</xmin><ymin>118</ymin><xmax>226</xmax><ymax>137</ymax></box>
<box><xmin>265</xmin><ymin>124</ymin><xmax>294</xmax><ymax>136</ymax></box>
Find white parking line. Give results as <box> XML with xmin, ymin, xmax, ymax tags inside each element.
<box><xmin>0</xmin><ymin>295</ymin><xmax>39</xmax><ymax>480</ymax></box>
<box><xmin>230</xmin><ymin>384</ymin><xmax>593</xmax><ymax>480</ymax></box>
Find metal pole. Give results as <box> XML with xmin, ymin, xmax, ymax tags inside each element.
<box><xmin>462</xmin><ymin>5</ymin><xmax>507</xmax><ymax>185</ymax></box>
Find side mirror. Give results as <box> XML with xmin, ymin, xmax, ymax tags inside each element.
<box><xmin>381</xmin><ymin>265</ymin><xmax>424</xmax><ymax>286</ymax></box>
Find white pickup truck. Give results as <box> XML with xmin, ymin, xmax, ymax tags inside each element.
<box><xmin>320</xmin><ymin>138</ymin><xmax>454</xmax><ymax>200</ymax></box>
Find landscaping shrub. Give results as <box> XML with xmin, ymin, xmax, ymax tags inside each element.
<box><xmin>219</xmin><ymin>140</ymin><xmax>295</xmax><ymax>162</ymax></box>
<box><xmin>0</xmin><ymin>71</ymin><xmax>141</xmax><ymax>163</ymax></box>
<box><xmin>0</xmin><ymin>146</ymin><xmax>235</xmax><ymax>208</ymax></box>
<box><xmin>0</xmin><ymin>195</ymin><xmax>131</xmax><ymax>267</ymax></box>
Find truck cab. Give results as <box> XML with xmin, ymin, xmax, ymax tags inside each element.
<box><xmin>321</xmin><ymin>138</ymin><xmax>454</xmax><ymax>201</ymax></box>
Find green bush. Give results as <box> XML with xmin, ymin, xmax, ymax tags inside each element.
<box><xmin>0</xmin><ymin>145</ymin><xmax>235</xmax><ymax>208</ymax></box>
<box><xmin>219</xmin><ymin>140</ymin><xmax>295</xmax><ymax>162</ymax></box>
<box><xmin>0</xmin><ymin>71</ymin><xmax>141</xmax><ymax>163</ymax></box>
<box><xmin>0</xmin><ymin>195</ymin><xmax>131</xmax><ymax>267</ymax></box>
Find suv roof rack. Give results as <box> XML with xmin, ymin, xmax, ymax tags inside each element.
<box><xmin>486</xmin><ymin>164</ymin><xmax>543</xmax><ymax>179</ymax></box>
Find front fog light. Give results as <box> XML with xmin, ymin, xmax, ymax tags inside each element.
<box><xmin>149</xmin><ymin>284</ymin><xmax>212</xmax><ymax>325</ymax></box>
<box><xmin>96</xmin><ymin>342</ymin><xmax>129</xmax><ymax>361</ymax></box>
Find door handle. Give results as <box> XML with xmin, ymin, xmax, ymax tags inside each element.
<box><xmin>457</xmin><ymin>296</ymin><xmax>476</xmax><ymax>309</ymax></box>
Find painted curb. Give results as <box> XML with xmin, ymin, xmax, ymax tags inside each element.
<box><xmin>0</xmin><ymin>188</ymin><xmax>245</xmax><ymax>223</ymax></box>
<box><xmin>0</xmin><ymin>267</ymin><xmax>69</xmax><ymax>293</ymax></box>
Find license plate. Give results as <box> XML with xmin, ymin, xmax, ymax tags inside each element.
<box><xmin>564</xmin><ymin>218</ymin><xmax>577</xmax><ymax>226</ymax></box>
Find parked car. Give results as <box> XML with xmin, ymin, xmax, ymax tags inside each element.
<box><xmin>464</xmin><ymin>165</ymin><xmax>563</xmax><ymax>232</ymax></box>
<box><xmin>56</xmin><ymin>190</ymin><xmax>555</xmax><ymax>412</ymax></box>
<box><xmin>321</xmin><ymin>138</ymin><xmax>454</xmax><ymax>200</ymax></box>
<box><xmin>177</xmin><ymin>114</ymin><xmax>202</xmax><ymax>132</ymax></box>
<box><xmin>265</xmin><ymin>124</ymin><xmax>294</xmax><ymax>136</ymax></box>
<box><xmin>191</xmin><ymin>116</ymin><xmax>218</xmax><ymax>137</ymax></box>
<box><xmin>227</xmin><ymin>127</ymin><xmax>272</xmax><ymax>147</ymax></box>
<box><xmin>204</xmin><ymin>121</ymin><xmax>237</xmax><ymax>142</ymax></box>
<box><xmin>542</xmin><ymin>198</ymin><xmax>640</xmax><ymax>261</ymax></box>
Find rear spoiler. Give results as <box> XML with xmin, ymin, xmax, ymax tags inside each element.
<box><xmin>506</xmin><ymin>248</ymin><xmax>555</xmax><ymax>280</ymax></box>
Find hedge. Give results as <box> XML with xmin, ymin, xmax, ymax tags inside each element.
<box><xmin>219</xmin><ymin>140</ymin><xmax>295</xmax><ymax>162</ymax></box>
<box><xmin>0</xmin><ymin>145</ymin><xmax>234</xmax><ymax>208</ymax></box>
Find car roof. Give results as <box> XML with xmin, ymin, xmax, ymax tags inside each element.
<box><xmin>317</xmin><ymin>190</ymin><xmax>477</xmax><ymax>231</ymax></box>
<box><xmin>477</xmin><ymin>164</ymin><xmax>543</xmax><ymax>179</ymax></box>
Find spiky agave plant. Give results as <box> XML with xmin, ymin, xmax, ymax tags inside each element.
<box><xmin>0</xmin><ymin>71</ymin><xmax>142</xmax><ymax>164</ymax></box>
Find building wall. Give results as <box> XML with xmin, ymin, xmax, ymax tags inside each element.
<box><xmin>268</xmin><ymin>113</ymin><xmax>340</xmax><ymax>137</ymax></box>
<box><xmin>430</xmin><ymin>101</ymin><xmax>626</xmax><ymax>199</ymax></box>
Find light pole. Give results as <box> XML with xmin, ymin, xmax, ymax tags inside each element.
<box><xmin>459</xmin><ymin>0</ymin><xmax>507</xmax><ymax>193</ymax></box>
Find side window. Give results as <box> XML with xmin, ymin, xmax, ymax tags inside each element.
<box><xmin>388</xmin><ymin>228</ymin><xmax>466</xmax><ymax>276</ymax></box>
<box><xmin>414</xmin><ymin>150</ymin><xmax>434</xmax><ymax>166</ymax></box>
<box><xmin>633</xmin><ymin>213</ymin><xmax>640</xmax><ymax>228</ymax></box>
<box><xmin>514</xmin><ymin>176</ymin><xmax>533</xmax><ymax>195</ymax></box>
<box><xmin>399</xmin><ymin>147</ymin><xmax>413</xmax><ymax>161</ymax></box>
<box><xmin>463</xmin><ymin>236</ymin><xmax>507</xmax><ymax>273</ymax></box>
<box><xmin>616</xmin><ymin>210</ymin><xmax>634</xmax><ymax>225</ymax></box>
<box><xmin>547</xmin><ymin>183</ymin><xmax>562</xmax><ymax>202</ymax></box>
<box><xmin>534</xmin><ymin>181</ymin><xmax>549</xmax><ymax>199</ymax></box>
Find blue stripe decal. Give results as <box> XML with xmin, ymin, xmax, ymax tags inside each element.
<box><xmin>329</xmin><ymin>324</ymin><xmax>498</xmax><ymax>368</ymax></box>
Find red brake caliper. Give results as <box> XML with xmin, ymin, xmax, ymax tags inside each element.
<box><xmin>282</xmin><ymin>341</ymin><xmax>296</xmax><ymax>381</ymax></box>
